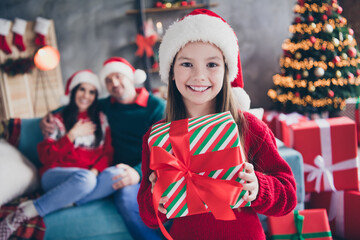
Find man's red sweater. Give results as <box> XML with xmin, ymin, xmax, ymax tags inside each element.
<box><xmin>137</xmin><ymin>112</ymin><xmax>297</xmax><ymax>240</ymax></box>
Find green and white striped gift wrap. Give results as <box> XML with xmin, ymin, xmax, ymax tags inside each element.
<box><xmin>148</xmin><ymin>112</ymin><xmax>250</xmax><ymax>219</ymax></box>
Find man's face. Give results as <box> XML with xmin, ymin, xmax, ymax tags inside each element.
<box><xmin>105</xmin><ymin>72</ymin><xmax>135</xmax><ymax>101</ymax></box>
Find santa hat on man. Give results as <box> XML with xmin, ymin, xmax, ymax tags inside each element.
<box><xmin>100</xmin><ymin>57</ymin><xmax>147</xmax><ymax>86</ymax></box>
<box><xmin>159</xmin><ymin>9</ymin><xmax>250</xmax><ymax>111</ymax></box>
<box><xmin>60</xmin><ymin>70</ymin><xmax>101</xmax><ymax>105</ymax></box>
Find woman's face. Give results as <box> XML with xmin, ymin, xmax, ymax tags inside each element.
<box><xmin>173</xmin><ymin>41</ymin><xmax>225</xmax><ymax>115</ymax></box>
<box><xmin>75</xmin><ymin>83</ymin><xmax>97</xmax><ymax>112</ymax></box>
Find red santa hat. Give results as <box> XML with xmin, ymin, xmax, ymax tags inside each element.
<box><xmin>159</xmin><ymin>9</ymin><xmax>250</xmax><ymax>111</ymax></box>
<box><xmin>60</xmin><ymin>70</ymin><xmax>101</xmax><ymax>105</ymax></box>
<box><xmin>99</xmin><ymin>57</ymin><xmax>147</xmax><ymax>85</ymax></box>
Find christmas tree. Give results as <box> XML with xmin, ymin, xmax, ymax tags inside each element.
<box><xmin>267</xmin><ymin>0</ymin><xmax>360</xmax><ymax>116</ymax></box>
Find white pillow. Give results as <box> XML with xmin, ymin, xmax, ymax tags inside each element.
<box><xmin>0</xmin><ymin>139</ymin><xmax>39</xmax><ymax>207</ymax></box>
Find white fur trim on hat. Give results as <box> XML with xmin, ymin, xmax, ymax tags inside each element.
<box><xmin>69</xmin><ymin>71</ymin><xmax>101</xmax><ymax>94</ymax></box>
<box><xmin>159</xmin><ymin>14</ymin><xmax>239</xmax><ymax>84</ymax></box>
<box><xmin>232</xmin><ymin>87</ymin><xmax>251</xmax><ymax>112</ymax></box>
<box><xmin>100</xmin><ymin>62</ymin><xmax>147</xmax><ymax>85</ymax></box>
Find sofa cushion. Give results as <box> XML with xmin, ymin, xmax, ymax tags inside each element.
<box><xmin>0</xmin><ymin>139</ymin><xmax>39</xmax><ymax>206</ymax></box>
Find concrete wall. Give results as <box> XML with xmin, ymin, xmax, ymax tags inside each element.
<box><xmin>0</xmin><ymin>0</ymin><xmax>297</xmax><ymax>109</ymax></box>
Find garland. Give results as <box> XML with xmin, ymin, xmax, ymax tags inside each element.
<box><xmin>0</xmin><ymin>57</ymin><xmax>35</xmax><ymax>76</ymax></box>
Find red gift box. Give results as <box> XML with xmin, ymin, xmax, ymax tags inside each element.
<box><xmin>309</xmin><ymin>191</ymin><xmax>360</xmax><ymax>240</ymax></box>
<box><xmin>339</xmin><ymin>97</ymin><xmax>360</xmax><ymax>145</ymax></box>
<box><xmin>262</xmin><ymin>110</ymin><xmax>280</xmax><ymax>136</ymax></box>
<box><xmin>289</xmin><ymin>117</ymin><xmax>359</xmax><ymax>193</ymax></box>
<box><xmin>268</xmin><ymin>209</ymin><xmax>332</xmax><ymax>239</ymax></box>
<box><xmin>276</xmin><ymin>112</ymin><xmax>308</xmax><ymax>147</ymax></box>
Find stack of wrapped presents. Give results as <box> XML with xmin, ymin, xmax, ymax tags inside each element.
<box><xmin>263</xmin><ymin>97</ymin><xmax>360</xmax><ymax>240</ymax></box>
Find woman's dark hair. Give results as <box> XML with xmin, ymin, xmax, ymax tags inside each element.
<box><xmin>62</xmin><ymin>84</ymin><xmax>103</xmax><ymax>147</ymax></box>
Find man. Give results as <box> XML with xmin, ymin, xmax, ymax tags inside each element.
<box><xmin>40</xmin><ymin>57</ymin><xmax>165</xmax><ymax>239</ymax></box>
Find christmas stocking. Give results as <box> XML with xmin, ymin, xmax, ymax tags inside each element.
<box><xmin>34</xmin><ymin>17</ymin><xmax>51</xmax><ymax>47</ymax></box>
<box><xmin>0</xmin><ymin>18</ymin><xmax>12</xmax><ymax>54</ymax></box>
<box><xmin>12</xmin><ymin>18</ymin><xmax>27</xmax><ymax>52</ymax></box>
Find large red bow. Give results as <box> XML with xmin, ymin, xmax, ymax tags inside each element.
<box><xmin>135</xmin><ymin>34</ymin><xmax>156</xmax><ymax>57</ymax></box>
<box><xmin>150</xmin><ymin>119</ymin><xmax>245</xmax><ymax>240</ymax></box>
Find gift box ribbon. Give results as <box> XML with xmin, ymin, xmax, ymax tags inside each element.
<box><xmin>303</xmin><ymin>119</ymin><xmax>359</xmax><ymax>193</ymax></box>
<box><xmin>271</xmin><ymin>210</ymin><xmax>332</xmax><ymax>240</ymax></box>
<box><xmin>150</xmin><ymin>118</ymin><xmax>244</xmax><ymax>240</ymax></box>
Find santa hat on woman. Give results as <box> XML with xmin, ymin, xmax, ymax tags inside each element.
<box><xmin>60</xmin><ymin>70</ymin><xmax>101</xmax><ymax>105</ymax></box>
<box><xmin>100</xmin><ymin>57</ymin><xmax>147</xmax><ymax>85</ymax></box>
<box><xmin>159</xmin><ymin>9</ymin><xmax>250</xmax><ymax>111</ymax></box>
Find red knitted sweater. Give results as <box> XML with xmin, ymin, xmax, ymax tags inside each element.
<box><xmin>137</xmin><ymin>112</ymin><xmax>297</xmax><ymax>240</ymax></box>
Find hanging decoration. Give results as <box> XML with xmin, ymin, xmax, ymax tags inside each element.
<box><xmin>12</xmin><ymin>18</ymin><xmax>27</xmax><ymax>52</ymax></box>
<box><xmin>154</xmin><ymin>0</ymin><xmax>196</xmax><ymax>8</ymax></box>
<box><xmin>34</xmin><ymin>17</ymin><xmax>51</xmax><ymax>47</ymax></box>
<box><xmin>0</xmin><ymin>18</ymin><xmax>12</xmax><ymax>54</ymax></box>
<box><xmin>0</xmin><ymin>57</ymin><xmax>34</xmax><ymax>76</ymax></box>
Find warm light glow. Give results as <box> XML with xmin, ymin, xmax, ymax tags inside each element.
<box><xmin>34</xmin><ymin>46</ymin><xmax>60</xmax><ymax>71</ymax></box>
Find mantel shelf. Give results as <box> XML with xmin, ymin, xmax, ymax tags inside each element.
<box><xmin>126</xmin><ymin>3</ymin><xmax>218</xmax><ymax>15</ymax></box>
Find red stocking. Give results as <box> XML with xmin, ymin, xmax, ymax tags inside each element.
<box><xmin>34</xmin><ymin>17</ymin><xmax>51</xmax><ymax>47</ymax></box>
<box><xmin>12</xmin><ymin>18</ymin><xmax>27</xmax><ymax>52</ymax></box>
<box><xmin>0</xmin><ymin>18</ymin><xmax>12</xmax><ymax>54</ymax></box>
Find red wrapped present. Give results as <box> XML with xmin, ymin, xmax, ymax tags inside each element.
<box><xmin>276</xmin><ymin>112</ymin><xmax>308</xmax><ymax>147</ymax></box>
<box><xmin>268</xmin><ymin>209</ymin><xmax>332</xmax><ymax>239</ymax></box>
<box><xmin>148</xmin><ymin>112</ymin><xmax>249</xmax><ymax>239</ymax></box>
<box><xmin>289</xmin><ymin>117</ymin><xmax>359</xmax><ymax>193</ymax></box>
<box><xmin>309</xmin><ymin>191</ymin><xmax>360</xmax><ymax>240</ymax></box>
<box><xmin>339</xmin><ymin>97</ymin><xmax>360</xmax><ymax>145</ymax></box>
<box><xmin>262</xmin><ymin>110</ymin><xmax>280</xmax><ymax>136</ymax></box>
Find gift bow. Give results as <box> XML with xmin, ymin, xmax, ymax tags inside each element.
<box><xmin>303</xmin><ymin>119</ymin><xmax>359</xmax><ymax>193</ymax></box>
<box><xmin>135</xmin><ymin>34</ymin><xmax>156</xmax><ymax>57</ymax></box>
<box><xmin>271</xmin><ymin>210</ymin><xmax>332</xmax><ymax>240</ymax></box>
<box><xmin>150</xmin><ymin>118</ymin><xmax>244</xmax><ymax>240</ymax></box>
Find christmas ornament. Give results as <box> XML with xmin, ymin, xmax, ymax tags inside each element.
<box><xmin>308</xmin><ymin>15</ymin><xmax>314</xmax><ymax>22</ymax></box>
<box><xmin>321</xmin><ymin>44</ymin><xmax>327</xmax><ymax>51</ymax></box>
<box><xmin>181</xmin><ymin>1</ymin><xmax>188</xmax><ymax>6</ymax></box>
<box><xmin>34</xmin><ymin>17</ymin><xmax>51</xmax><ymax>47</ymax></box>
<box><xmin>326</xmin><ymin>8</ymin><xmax>332</xmax><ymax>16</ymax></box>
<box><xmin>335</xmin><ymin>70</ymin><xmax>342</xmax><ymax>78</ymax></box>
<box><xmin>348</xmin><ymin>72</ymin><xmax>354</xmax><ymax>79</ymax></box>
<box><xmin>296</xmin><ymin>73</ymin><xmax>302</xmax><ymax>80</ymax></box>
<box><xmin>333</xmin><ymin>56</ymin><xmax>340</xmax><ymax>63</ymax></box>
<box><xmin>341</xmin><ymin>53</ymin><xmax>348</xmax><ymax>60</ymax></box>
<box><xmin>348</xmin><ymin>47</ymin><xmax>357</xmax><ymax>58</ymax></box>
<box><xmin>0</xmin><ymin>18</ymin><xmax>12</xmax><ymax>54</ymax></box>
<box><xmin>347</xmin><ymin>35</ymin><xmax>354</xmax><ymax>42</ymax></box>
<box><xmin>165</xmin><ymin>2</ymin><xmax>172</xmax><ymax>8</ymax></box>
<box><xmin>295</xmin><ymin>92</ymin><xmax>300</xmax><ymax>98</ymax></box>
<box><xmin>320</xmin><ymin>55</ymin><xmax>327</xmax><ymax>61</ymax></box>
<box><xmin>356</xmin><ymin>69</ymin><xmax>360</xmax><ymax>76</ymax></box>
<box><xmin>324</xmin><ymin>24</ymin><xmax>333</xmax><ymax>33</ymax></box>
<box><xmin>295</xmin><ymin>52</ymin><xmax>302</xmax><ymax>59</ymax></box>
<box><xmin>298</xmin><ymin>0</ymin><xmax>305</xmax><ymax>6</ymax></box>
<box><xmin>295</xmin><ymin>17</ymin><xmax>302</xmax><ymax>24</ymax></box>
<box><xmin>155</xmin><ymin>1</ymin><xmax>163</xmax><ymax>8</ymax></box>
<box><xmin>314</xmin><ymin>67</ymin><xmax>325</xmax><ymax>77</ymax></box>
<box><xmin>34</xmin><ymin>46</ymin><xmax>60</xmax><ymax>71</ymax></box>
<box><xmin>339</xmin><ymin>17</ymin><xmax>346</xmax><ymax>24</ymax></box>
<box><xmin>349</xmin><ymin>28</ymin><xmax>354</xmax><ymax>35</ymax></box>
<box><xmin>328</xmin><ymin>90</ymin><xmax>334</xmax><ymax>97</ymax></box>
<box><xmin>308</xmin><ymin>85</ymin><xmax>316</xmax><ymax>92</ymax></box>
<box><xmin>337</xmin><ymin>6</ymin><xmax>343</xmax><ymax>14</ymax></box>
<box><xmin>303</xmin><ymin>70</ymin><xmax>309</xmax><ymax>77</ymax></box>
<box><xmin>310</xmin><ymin>36</ymin><xmax>316</xmax><ymax>44</ymax></box>
<box><xmin>189</xmin><ymin>0</ymin><xmax>196</xmax><ymax>6</ymax></box>
<box><xmin>332</xmin><ymin>38</ymin><xmax>339</xmax><ymax>47</ymax></box>
<box><xmin>12</xmin><ymin>18</ymin><xmax>27</xmax><ymax>52</ymax></box>
<box><xmin>310</xmin><ymin>23</ymin><xmax>316</xmax><ymax>29</ymax></box>
<box><xmin>339</xmin><ymin>32</ymin><xmax>343</xmax><ymax>41</ymax></box>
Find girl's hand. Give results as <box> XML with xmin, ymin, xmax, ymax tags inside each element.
<box><xmin>149</xmin><ymin>172</ymin><xmax>169</xmax><ymax>214</ymax></box>
<box><xmin>238</xmin><ymin>162</ymin><xmax>259</xmax><ymax>202</ymax></box>
<box><xmin>67</xmin><ymin>120</ymin><xmax>96</xmax><ymax>141</ymax></box>
<box><xmin>112</xmin><ymin>163</ymin><xmax>140</xmax><ymax>189</ymax></box>
<box><xmin>90</xmin><ymin>168</ymin><xmax>99</xmax><ymax>176</ymax></box>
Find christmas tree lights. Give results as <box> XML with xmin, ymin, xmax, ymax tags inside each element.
<box><xmin>268</xmin><ymin>0</ymin><xmax>360</xmax><ymax>115</ymax></box>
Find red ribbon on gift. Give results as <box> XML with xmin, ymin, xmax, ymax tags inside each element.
<box><xmin>135</xmin><ymin>34</ymin><xmax>156</xmax><ymax>57</ymax></box>
<box><xmin>150</xmin><ymin>118</ymin><xmax>244</xmax><ymax>240</ymax></box>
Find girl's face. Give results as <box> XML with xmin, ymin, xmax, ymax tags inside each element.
<box><xmin>75</xmin><ymin>82</ymin><xmax>97</xmax><ymax>112</ymax></box>
<box><xmin>173</xmin><ymin>41</ymin><xmax>225</xmax><ymax>116</ymax></box>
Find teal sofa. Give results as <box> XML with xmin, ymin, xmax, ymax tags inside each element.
<box><xmin>13</xmin><ymin>117</ymin><xmax>305</xmax><ymax>239</ymax></box>
<box><xmin>17</xmin><ymin>118</ymin><xmax>132</xmax><ymax>240</ymax></box>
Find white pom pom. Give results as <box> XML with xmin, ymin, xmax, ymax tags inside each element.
<box><xmin>232</xmin><ymin>87</ymin><xmax>251</xmax><ymax>112</ymax></box>
<box><xmin>60</xmin><ymin>95</ymin><xmax>70</xmax><ymax>106</ymax></box>
<box><xmin>134</xmin><ymin>69</ymin><xmax>147</xmax><ymax>84</ymax></box>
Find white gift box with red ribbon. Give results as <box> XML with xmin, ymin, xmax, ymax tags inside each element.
<box><xmin>289</xmin><ymin>117</ymin><xmax>359</xmax><ymax>193</ymax></box>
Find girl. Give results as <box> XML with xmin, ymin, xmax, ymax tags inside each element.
<box><xmin>137</xmin><ymin>9</ymin><xmax>297</xmax><ymax>240</ymax></box>
<box><xmin>0</xmin><ymin>70</ymin><xmax>119</xmax><ymax>239</ymax></box>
